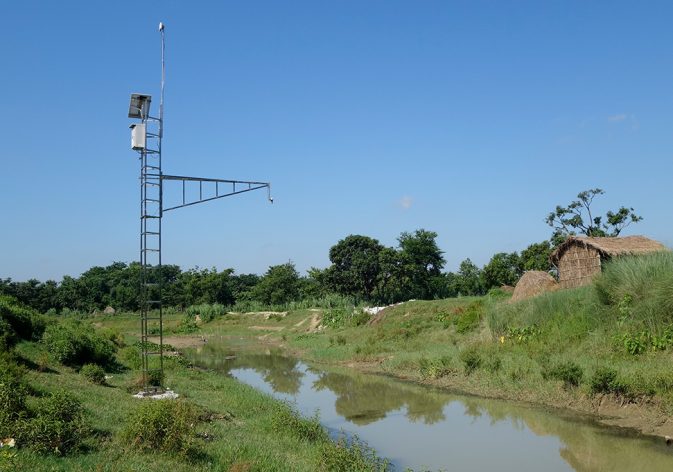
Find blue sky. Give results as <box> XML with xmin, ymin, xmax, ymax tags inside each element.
<box><xmin>1</xmin><ymin>1</ymin><xmax>672</xmax><ymax>281</ymax></box>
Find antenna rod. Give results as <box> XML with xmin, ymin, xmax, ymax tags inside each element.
<box><xmin>159</xmin><ymin>22</ymin><xmax>165</xmax><ymax>138</ymax></box>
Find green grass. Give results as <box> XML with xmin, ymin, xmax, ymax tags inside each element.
<box><xmin>4</xmin><ymin>331</ymin><xmax>389</xmax><ymax>471</ymax></box>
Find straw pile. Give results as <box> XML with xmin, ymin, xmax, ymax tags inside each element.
<box><xmin>511</xmin><ymin>271</ymin><xmax>558</xmax><ymax>302</ymax></box>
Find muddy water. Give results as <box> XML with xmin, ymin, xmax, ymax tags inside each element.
<box><xmin>186</xmin><ymin>341</ymin><xmax>673</xmax><ymax>471</ymax></box>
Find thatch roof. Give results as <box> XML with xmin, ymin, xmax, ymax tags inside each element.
<box><xmin>511</xmin><ymin>271</ymin><xmax>559</xmax><ymax>302</ymax></box>
<box><xmin>550</xmin><ymin>235</ymin><xmax>666</xmax><ymax>264</ymax></box>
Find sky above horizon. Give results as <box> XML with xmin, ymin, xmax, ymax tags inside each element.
<box><xmin>2</xmin><ymin>1</ymin><xmax>673</xmax><ymax>282</ymax></box>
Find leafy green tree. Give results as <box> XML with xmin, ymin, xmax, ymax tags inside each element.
<box><xmin>520</xmin><ymin>241</ymin><xmax>553</xmax><ymax>272</ymax></box>
<box><xmin>250</xmin><ymin>262</ymin><xmax>301</xmax><ymax>305</ymax></box>
<box><xmin>546</xmin><ymin>188</ymin><xmax>643</xmax><ymax>245</ymax></box>
<box><xmin>376</xmin><ymin>247</ymin><xmax>408</xmax><ymax>304</ymax></box>
<box><xmin>325</xmin><ymin>235</ymin><xmax>384</xmax><ymax>300</ymax></box>
<box><xmin>481</xmin><ymin>252</ymin><xmax>522</xmax><ymax>290</ymax></box>
<box><xmin>397</xmin><ymin>229</ymin><xmax>445</xmax><ymax>299</ymax></box>
<box><xmin>456</xmin><ymin>258</ymin><xmax>483</xmax><ymax>296</ymax></box>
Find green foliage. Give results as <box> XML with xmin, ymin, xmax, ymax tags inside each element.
<box><xmin>185</xmin><ymin>303</ymin><xmax>226</xmax><ymax>323</ymax></box>
<box><xmin>80</xmin><ymin>363</ymin><xmax>106</xmax><ymax>385</ymax></box>
<box><xmin>481</xmin><ymin>252</ymin><xmax>522</xmax><ymax>290</ymax></box>
<box><xmin>590</xmin><ymin>367</ymin><xmax>629</xmax><ymax>396</ymax></box>
<box><xmin>595</xmin><ymin>252</ymin><xmax>673</xmax><ymax>326</ymax></box>
<box><xmin>250</xmin><ymin>262</ymin><xmax>302</xmax><ymax>305</ymax></box>
<box><xmin>118</xmin><ymin>346</ymin><xmax>142</xmax><ymax>369</ymax></box>
<box><xmin>453</xmin><ymin>301</ymin><xmax>484</xmax><ymax>334</ymax></box>
<box><xmin>546</xmin><ymin>188</ymin><xmax>642</xmax><ymax>242</ymax></box>
<box><xmin>318</xmin><ymin>433</ymin><xmax>390</xmax><ymax>472</ymax></box>
<box><xmin>459</xmin><ymin>348</ymin><xmax>482</xmax><ymax>374</ymax></box>
<box><xmin>326</xmin><ymin>235</ymin><xmax>385</xmax><ymax>300</ymax></box>
<box><xmin>121</xmin><ymin>399</ymin><xmax>200</xmax><ymax>457</ymax></box>
<box><xmin>0</xmin><ymin>295</ymin><xmax>41</xmax><ymax>350</ymax></box>
<box><xmin>418</xmin><ymin>356</ymin><xmax>452</xmax><ymax>379</ymax></box>
<box><xmin>270</xmin><ymin>405</ymin><xmax>326</xmax><ymax>442</ymax></box>
<box><xmin>455</xmin><ymin>258</ymin><xmax>484</xmax><ymax>296</ymax></box>
<box><xmin>396</xmin><ymin>229</ymin><xmax>445</xmax><ymax>300</ymax></box>
<box><xmin>543</xmin><ymin>361</ymin><xmax>583</xmax><ymax>388</ymax></box>
<box><xmin>13</xmin><ymin>390</ymin><xmax>89</xmax><ymax>456</ymax></box>
<box><xmin>42</xmin><ymin>319</ymin><xmax>116</xmax><ymax>367</ymax></box>
<box><xmin>323</xmin><ymin>308</ymin><xmax>369</xmax><ymax>329</ymax></box>
<box><xmin>0</xmin><ymin>354</ymin><xmax>28</xmax><ymax>435</ymax></box>
<box><xmin>520</xmin><ymin>240</ymin><xmax>553</xmax><ymax>272</ymax></box>
<box><xmin>506</xmin><ymin>325</ymin><xmax>541</xmax><ymax>344</ymax></box>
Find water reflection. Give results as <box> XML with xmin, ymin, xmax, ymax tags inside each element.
<box><xmin>186</xmin><ymin>341</ymin><xmax>673</xmax><ymax>472</ymax></box>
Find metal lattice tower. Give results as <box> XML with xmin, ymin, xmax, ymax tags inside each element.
<box><xmin>129</xmin><ymin>23</ymin><xmax>272</xmax><ymax>394</ymax></box>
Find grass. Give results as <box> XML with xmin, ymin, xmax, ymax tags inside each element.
<box><xmin>4</xmin><ymin>329</ymin><xmax>389</xmax><ymax>471</ymax></box>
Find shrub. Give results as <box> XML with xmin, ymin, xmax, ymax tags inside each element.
<box><xmin>80</xmin><ymin>363</ymin><xmax>106</xmax><ymax>385</ymax></box>
<box><xmin>119</xmin><ymin>346</ymin><xmax>142</xmax><ymax>370</ymax></box>
<box><xmin>270</xmin><ymin>405</ymin><xmax>326</xmax><ymax>442</ymax></box>
<box><xmin>418</xmin><ymin>357</ymin><xmax>453</xmax><ymax>379</ymax></box>
<box><xmin>0</xmin><ymin>355</ymin><xmax>28</xmax><ymax>435</ymax></box>
<box><xmin>459</xmin><ymin>348</ymin><xmax>482</xmax><ymax>374</ymax></box>
<box><xmin>42</xmin><ymin>320</ymin><xmax>116</xmax><ymax>367</ymax></box>
<box><xmin>590</xmin><ymin>367</ymin><xmax>629</xmax><ymax>396</ymax></box>
<box><xmin>18</xmin><ymin>390</ymin><xmax>89</xmax><ymax>455</ymax></box>
<box><xmin>121</xmin><ymin>399</ymin><xmax>200</xmax><ymax>456</ymax></box>
<box><xmin>0</xmin><ymin>295</ymin><xmax>42</xmax><ymax>350</ymax></box>
<box><xmin>318</xmin><ymin>433</ymin><xmax>389</xmax><ymax>472</ymax></box>
<box><xmin>543</xmin><ymin>361</ymin><xmax>583</xmax><ymax>388</ymax></box>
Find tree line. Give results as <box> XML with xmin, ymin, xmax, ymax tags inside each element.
<box><xmin>0</xmin><ymin>188</ymin><xmax>642</xmax><ymax>312</ymax></box>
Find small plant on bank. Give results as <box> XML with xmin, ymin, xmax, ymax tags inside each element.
<box><xmin>318</xmin><ymin>433</ymin><xmax>390</xmax><ymax>472</ymax></box>
<box><xmin>453</xmin><ymin>301</ymin><xmax>484</xmax><ymax>334</ymax></box>
<box><xmin>543</xmin><ymin>361</ymin><xmax>583</xmax><ymax>389</ymax></box>
<box><xmin>80</xmin><ymin>363</ymin><xmax>106</xmax><ymax>385</ymax></box>
<box><xmin>589</xmin><ymin>367</ymin><xmax>629</xmax><ymax>396</ymax></box>
<box><xmin>459</xmin><ymin>348</ymin><xmax>482</xmax><ymax>375</ymax></box>
<box><xmin>121</xmin><ymin>399</ymin><xmax>201</xmax><ymax>458</ymax></box>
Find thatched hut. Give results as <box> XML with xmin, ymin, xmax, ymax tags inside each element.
<box><xmin>511</xmin><ymin>271</ymin><xmax>559</xmax><ymax>302</ymax></box>
<box><xmin>550</xmin><ymin>235</ymin><xmax>666</xmax><ymax>289</ymax></box>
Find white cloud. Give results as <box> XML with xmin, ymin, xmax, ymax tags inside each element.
<box><xmin>608</xmin><ymin>113</ymin><xmax>627</xmax><ymax>122</ymax></box>
<box><xmin>399</xmin><ymin>196</ymin><xmax>413</xmax><ymax>210</ymax></box>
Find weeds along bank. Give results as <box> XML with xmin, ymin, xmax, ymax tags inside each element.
<box><xmin>185</xmin><ymin>253</ymin><xmax>673</xmax><ymax>437</ymax></box>
<box><xmin>0</xmin><ymin>296</ymin><xmax>389</xmax><ymax>471</ymax></box>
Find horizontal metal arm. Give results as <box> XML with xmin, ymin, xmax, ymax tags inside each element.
<box><xmin>161</xmin><ymin>174</ymin><xmax>271</xmax><ymax>212</ymax></box>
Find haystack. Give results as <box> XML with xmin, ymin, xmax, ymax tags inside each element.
<box><xmin>103</xmin><ymin>306</ymin><xmax>116</xmax><ymax>315</ymax></box>
<box><xmin>511</xmin><ymin>271</ymin><xmax>558</xmax><ymax>302</ymax></box>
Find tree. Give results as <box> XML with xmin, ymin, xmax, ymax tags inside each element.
<box><xmin>456</xmin><ymin>258</ymin><xmax>483</xmax><ymax>296</ymax></box>
<box><xmin>325</xmin><ymin>235</ymin><xmax>384</xmax><ymax>300</ymax></box>
<box><xmin>250</xmin><ymin>262</ymin><xmax>300</xmax><ymax>305</ymax></box>
<box><xmin>397</xmin><ymin>229</ymin><xmax>445</xmax><ymax>299</ymax></box>
<box><xmin>546</xmin><ymin>188</ymin><xmax>643</xmax><ymax>245</ymax></box>
<box><xmin>481</xmin><ymin>252</ymin><xmax>522</xmax><ymax>290</ymax></box>
<box><xmin>520</xmin><ymin>241</ymin><xmax>553</xmax><ymax>272</ymax></box>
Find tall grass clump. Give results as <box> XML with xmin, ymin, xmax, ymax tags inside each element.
<box><xmin>318</xmin><ymin>433</ymin><xmax>390</xmax><ymax>472</ymax></box>
<box><xmin>0</xmin><ymin>295</ymin><xmax>49</xmax><ymax>350</ymax></box>
<box><xmin>185</xmin><ymin>303</ymin><xmax>226</xmax><ymax>323</ymax></box>
<box><xmin>595</xmin><ymin>252</ymin><xmax>673</xmax><ymax>329</ymax></box>
<box><xmin>486</xmin><ymin>285</ymin><xmax>598</xmax><ymax>341</ymax></box>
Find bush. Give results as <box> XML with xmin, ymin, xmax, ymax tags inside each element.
<box><xmin>543</xmin><ymin>361</ymin><xmax>583</xmax><ymax>388</ymax></box>
<box><xmin>0</xmin><ymin>295</ymin><xmax>42</xmax><ymax>350</ymax></box>
<box><xmin>590</xmin><ymin>367</ymin><xmax>629</xmax><ymax>396</ymax></box>
<box><xmin>121</xmin><ymin>399</ymin><xmax>200</xmax><ymax>457</ymax></box>
<box><xmin>318</xmin><ymin>433</ymin><xmax>389</xmax><ymax>472</ymax></box>
<box><xmin>459</xmin><ymin>348</ymin><xmax>482</xmax><ymax>374</ymax></box>
<box><xmin>18</xmin><ymin>390</ymin><xmax>89</xmax><ymax>455</ymax></box>
<box><xmin>0</xmin><ymin>355</ymin><xmax>28</xmax><ymax>435</ymax></box>
<box><xmin>42</xmin><ymin>320</ymin><xmax>116</xmax><ymax>367</ymax></box>
<box><xmin>119</xmin><ymin>346</ymin><xmax>142</xmax><ymax>370</ymax></box>
<box><xmin>80</xmin><ymin>363</ymin><xmax>106</xmax><ymax>385</ymax></box>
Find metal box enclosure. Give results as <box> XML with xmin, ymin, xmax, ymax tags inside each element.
<box><xmin>131</xmin><ymin>123</ymin><xmax>146</xmax><ymax>150</ymax></box>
